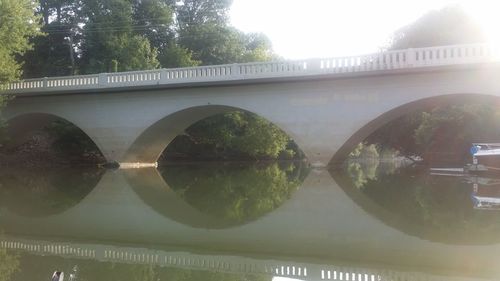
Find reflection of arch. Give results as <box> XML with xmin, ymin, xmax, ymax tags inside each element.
<box><xmin>4</xmin><ymin>113</ymin><xmax>105</xmax><ymax>157</ymax></box>
<box><xmin>0</xmin><ymin>168</ymin><xmax>104</xmax><ymax>217</ymax></box>
<box><xmin>330</xmin><ymin>169</ymin><xmax>500</xmax><ymax>245</ymax></box>
<box><xmin>123</xmin><ymin>164</ymin><xmax>308</xmax><ymax>229</ymax></box>
<box><xmin>122</xmin><ymin>168</ymin><xmax>241</xmax><ymax>229</ymax></box>
<box><xmin>122</xmin><ymin>105</ymin><xmax>303</xmax><ymax>163</ymax></box>
<box><xmin>330</xmin><ymin>94</ymin><xmax>500</xmax><ymax>165</ymax></box>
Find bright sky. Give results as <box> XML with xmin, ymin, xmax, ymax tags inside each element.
<box><xmin>230</xmin><ymin>0</ymin><xmax>500</xmax><ymax>59</ymax></box>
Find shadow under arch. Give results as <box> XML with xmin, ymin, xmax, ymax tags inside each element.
<box><xmin>3</xmin><ymin>112</ymin><xmax>106</xmax><ymax>160</ymax></box>
<box><xmin>330</xmin><ymin>93</ymin><xmax>500</xmax><ymax>165</ymax></box>
<box><xmin>122</xmin><ymin>104</ymin><xmax>305</xmax><ymax>163</ymax></box>
<box><xmin>0</xmin><ymin>168</ymin><xmax>104</xmax><ymax>218</ymax></box>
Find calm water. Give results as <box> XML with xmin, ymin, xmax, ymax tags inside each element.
<box><xmin>1</xmin><ymin>161</ymin><xmax>500</xmax><ymax>281</ymax></box>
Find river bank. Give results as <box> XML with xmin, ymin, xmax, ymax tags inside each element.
<box><xmin>0</xmin><ymin>135</ymin><xmax>104</xmax><ymax>168</ymax></box>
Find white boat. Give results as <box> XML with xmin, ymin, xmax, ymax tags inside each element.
<box><xmin>468</xmin><ymin>143</ymin><xmax>500</xmax><ymax>173</ymax></box>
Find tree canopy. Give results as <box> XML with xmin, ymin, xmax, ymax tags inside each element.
<box><xmin>388</xmin><ymin>5</ymin><xmax>486</xmax><ymax>50</ymax></box>
<box><xmin>0</xmin><ymin>0</ymin><xmax>42</xmax><ymax>145</ymax></box>
<box><xmin>0</xmin><ymin>0</ymin><xmax>42</xmax><ymax>85</ymax></box>
<box><xmin>21</xmin><ymin>0</ymin><xmax>276</xmax><ymax>77</ymax></box>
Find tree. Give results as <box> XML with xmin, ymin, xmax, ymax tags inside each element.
<box><xmin>79</xmin><ymin>0</ymin><xmax>160</xmax><ymax>73</ymax></box>
<box><xmin>132</xmin><ymin>0</ymin><xmax>174</xmax><ymax>51</ymax></box>
<box><xmin>175</xmin><ymin>0</ymin><xmax>275</xmax><ymax>65</ymax></box>
<box><xmin>158</xmin><ymin>42</ymin><xmax>200</xmax><ymax>68</ymax></box>
<box><xmin>23</xmin><ymin>0</ymin><xmax>79</xmax><ymax>77</ymax></box>
<box><xmin>0</xmin><ymin>0</ymin><xmax>42</xmax><ymax>144</ymax></box>
<box><xmin>178</xmin><ymin>23</ymin><xmax>275</xmax><ymax>65</ymax></box>
<box><xmin>175</xmin><ymin>0</ymin><xmax>232</xmax><ymax>30</ymax></box>
<box><xmin>388</xmin><ymin>5</ymin><xmax>486</xmax><ymax>50</ymax></box>
<box><xmin>0</xmin><ymin>0</ymin><xmax>42</xmax><ymax>85</ymax></box>
<box><xmin>162</xmin><ymin>111</ymin><xmax>298</xmax><ymax>161</ymax></box>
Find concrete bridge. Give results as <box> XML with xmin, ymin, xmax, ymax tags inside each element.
<box><xmin>1</xmin><ymin>44</ymin><xmax>500</xmax><ymax>167</ymax></box>
<box><xmin>0</xmin><ymin>169</ymin><xmax>499</xmax><ymax>279</ymax></box>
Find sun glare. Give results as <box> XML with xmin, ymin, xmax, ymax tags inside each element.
<box><xmin>464</xmin><ymin>2</ymin><xmax>500</xmax><ymax>58</ymax></box>
<box><xmin>231</xmin><ymin>0</ymin><xmax>500</xmax><ymax>60</ymax></box>
<box><xmin>461</xmin><ymin>1</ymin><xmax>500</xmax><ymax>59</ymax></box>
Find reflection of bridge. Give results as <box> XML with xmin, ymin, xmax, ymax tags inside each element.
<box><xmin>0</xmin><ymin>236</ymin><xmax>493</xmax><ymax>281</ymax></box>
<box><xmin>2</xmin><ymin>44</ymin><xmax>500</xmax><ymax>167</ymax></box>
<box><xmin>0</xmin><ymin>170</ymin><xmax>499</xmax><ymax>280</ymax></box>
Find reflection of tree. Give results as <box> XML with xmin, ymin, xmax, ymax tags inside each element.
<box><xmin>0</xmin><ymin>168</ymin><xmax>102</xmax><ymax>217</ymax></box>
<box><xmin>347</xmin><ymin>160</ymin><xmax>379</xmax><ymax>189</ymax></box>
<box><xmin>0</xmin><ymin>247</ymin><xmax>19</xmax><ymax>281</ymax></box>
<box><xmin>341</xmin><ymin>166</ymin><xmax>500</xmax><ymax>244</ymax></box>
<box><xmin>161</xmin><ymin>162</ymin><xmax>308</xmax><ymax>224</ymax></box>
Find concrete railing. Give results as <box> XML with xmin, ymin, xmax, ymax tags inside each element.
<box><xmin>0</xmin><ymin>237</ymin><xmax>494</xmax><ymax>281</ymax></box>
<box><xmin>1</xmin><ymin>43</ymin><xmax>497</xmax><ymax>95</ymax></box>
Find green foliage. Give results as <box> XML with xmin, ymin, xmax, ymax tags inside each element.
<box><xmin>79</xmin><ymin>0</ymin><xmax>160</xmax><ymax>73</ymax></box>
<box><xmin>0</xmin><ymin>0</ymin><xmax>42</xmax><ymax>84</ymax></box>
<box><xmin>388</xmin><ymin>5</ymin><xmax>486</xmax><ymax>50</ymax></box>
<box><xmin>365</xmin><ymin>113</ymin><xmax>423</xmax><ymax>158</ymax></box>
<box><xmin>164</xmin><ymin>111</ymin><xmax>297</xmax><ymax>160</ymax></box>
<box><xmin>132</xmin><ymin>0</ymin><xmax>174</xmax><ymax>51</ymax></box>
<box><xmin>23</xmin><ymin>0</ymin><xmax>78</xmax><ymax>77</ymax></box>
<box><xmin>179</xmin><ymin>24</ymin><xmax>275</xmax><ymax>65</ymax></box>
<box><xmin>158</xmin><ymin>43</ymin><xmax>200</xmax><ymax>68</ymax></box>
<box><xmin>0</xmin><ymin>0</ymin><xmax>41</xmax><ymax>145</ymax></box>
<box><xmin>23</xmin><ymin>22</ymin><xmax>75</xmax><ymax>77</ymax></box>
<box><xmin>346</xmin><ymin>160</ymin><xmax>379</xmax><ymax>189</ymax></box>
<box><xmin>176</xmin><ymin>0</ymin><xmax>232</xmax><ymax>29</ymax></box>
<box><xmin>161</xmin><ymin>162</ymin><xmax>308</xmax><ymax>224</ymax></box>
<box><xmin>21</xmin><ymin>0</ymin><xmax>274</xmax><ymax>77</ymax></box>
<box><xmin>349</xmin><ymin>143</ymin><xmax>379</xmax><ymax>159</ymax></box>
<box><xmin>413</xmin><ymin>103</ymin><xmax>500</xmax><ymax>163</ymax></box>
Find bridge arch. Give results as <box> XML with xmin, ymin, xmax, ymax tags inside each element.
<box><xmin>330</xmin><ymin>93</ymin><xmax>500</xmax><ymax>165</ymax></box>
<box><xmin>331</xmin><ymin>168</ymin><xmax>500</xmax><ymax>245</ymax></box>
<box><xmin>122</xmin><ymin>168</ymin><xmax>244</xmax><ymax>229</ymax></box>
<box><xmin>3</xmin><ymin>112</ymin><xmax>106</xmax><ymax>160</ymax></box>
<box><xmin>123</xmin><ymin>104</ymin><xmax>305</xmax><ymax>164</ymax></box>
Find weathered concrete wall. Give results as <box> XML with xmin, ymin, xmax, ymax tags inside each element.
<box><xmin>3</xmin><ymin>64</ymin><xmax>500</xmax><ymax>166</ymax></box>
